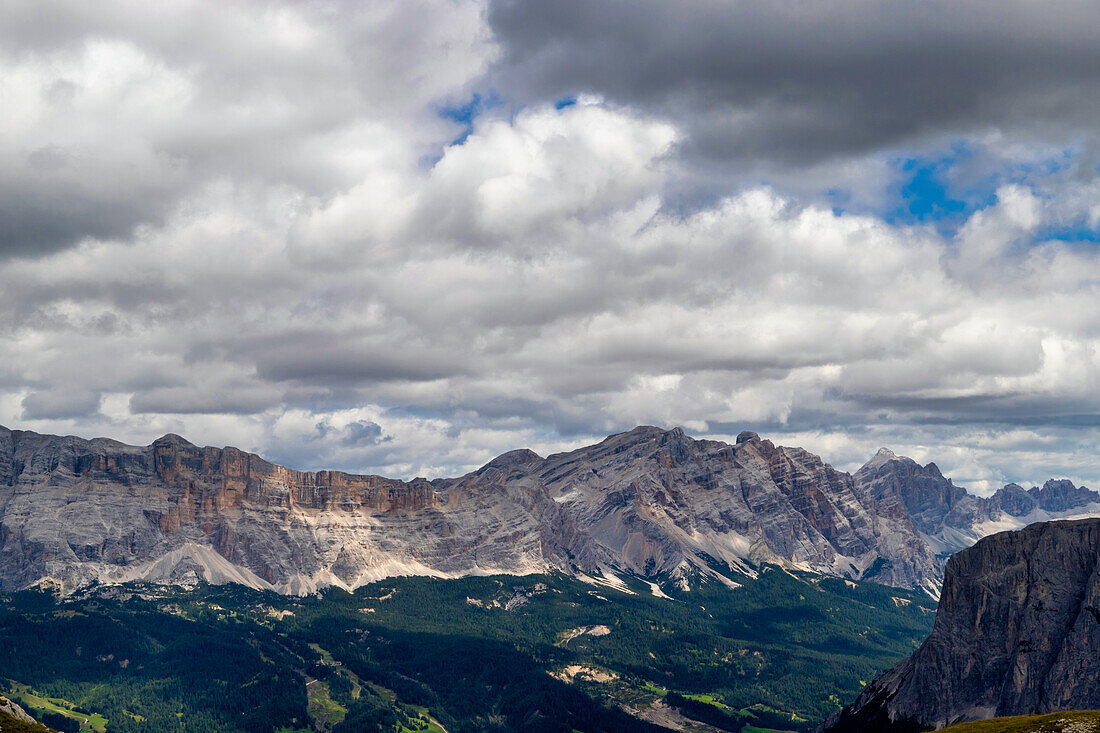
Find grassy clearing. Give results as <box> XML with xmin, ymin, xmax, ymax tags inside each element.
<box><xmin>940</xmin><ymin>711</ymin><xmax>1100</xmax><ymax>732</ymax></box>
<box><xmin>6</xmin><ymin>683</ymin><xmax>107</xmax><ymax>733</ymax></box>
<box><xmin>682</xmin><ymin>692</ymin><xmax>733</xmax><ymax>709</ymax></box>
<box><xmin>405</xmin><ymin>705</ymin><xmax>448</xmax><ymax>733</ymax></box>
<box><xmin>308</xmin><ymin>643</ymin><xmax>336</xmax><ymax>664</ymax></box>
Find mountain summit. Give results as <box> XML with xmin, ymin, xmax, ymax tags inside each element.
<box><xmin>0</xmin><ymin>425</ymin><xmax>1095</xmax><ymax>595</ymax></box>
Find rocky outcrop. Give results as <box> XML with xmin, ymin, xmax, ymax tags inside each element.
<box><xmin>0</xmin><ymin>696</ymin><xmax>43</xmax><ymax>727</ymax></box>
<box><xmin>821</xmin><ymin>519</ymin><xmax>1100</xmax><ymax>732</ymax></box>
<box><xmin>0</xmin><ymin>424</ymin><xmax>1094</xmax><ymax>596</ymax></box>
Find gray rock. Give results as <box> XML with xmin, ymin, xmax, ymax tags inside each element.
<box><xmin>0</xmin><ymin>695</ymin><xmax>40</xmax><ymax>726</ymax></box>
<box><xmin>854</xmin><ymin>450</ymin><xmax>1100</xmax><ymax>564</ymax></box>
<box><xmin>821</xmin><ymin>518</ymin><xmax>1100</xmax><ymax>732</ymax></box>
<box><xmin>0</xmin><ymin>424</ymin><xmax>1095</xmax><ymax>596</ymax></box>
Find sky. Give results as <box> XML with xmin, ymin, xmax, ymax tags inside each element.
<box><xmin>2</xmin><ymin>0</ymin><xmax>1100</xmax><ymax>492</ymax></box>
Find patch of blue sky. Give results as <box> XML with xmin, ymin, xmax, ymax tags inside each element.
<box><xmin>824</xmin><ymin>187</ymin><xmax>852</xmax><ymax>217</ymax></box>
<box><xmin>883</xmin><ymin>142</ymin><xmax>994</xmax><ymax>234</ymax></box>
<box><xmin>878</xmin><ymin>141</ymin><xmax>1088</xmax><ymax>239</ymax></box>
<box><xmin>1035</xmin><ymin>223</ymin><xmax>1100</xmax><ymax>244</ymax></box>
<box><xmin>437</xmin><ymin>91</ymin><xmax>502</xmax><ymax>145</ymax></box>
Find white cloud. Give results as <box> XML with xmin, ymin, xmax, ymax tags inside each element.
<box><xmin>1</xmin><ymin>0</ymin><xmax>1099</xmax><ymax>492</ymax></box>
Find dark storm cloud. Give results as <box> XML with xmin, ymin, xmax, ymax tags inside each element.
<box><xmin>341</xmin><ymin>420</ymin><xmax>390</xmax><ymax>446</ymax></box>
<box><xmin>226</xmin><ymin>332</ymin><xmax>472</xmax><ymax>386</ymax></box>
<box><xmin>129</xmin><ymin>386</ymin><xmax>282</xmax><ymax>416</ymax></box>
<box><xmin>0</xmin><ymin>177</ymin><xmax>174</xmax><ymax>259</ymax></box>
<box><xmin>22</xmin><ymin>388</ymin><xmax>101</xmax><ymax>420</ymax></box>
<box><xmin>254</xmin><ymin>349</ymin><xmax>439</xmax><ymax>386</ymax></box>
<box><xmin>487</xmin><ymin>0</ymin><xmax>1100</xmax><ymax>166</ymax></box>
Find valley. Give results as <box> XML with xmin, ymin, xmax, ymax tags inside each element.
<box><xmin>6</xmin><ymin>1</ymin><xmax>1100</xmax><ymax>730</ymax></box>
<box><xmin>0</xmin><ymin>565</ymin><xmax>935</xmax><ymax>732</ymax></box>
<box><xmin>3</xmin><ymin>425</ymin><xmax>1097</xmax><ymax>732</ymax></box>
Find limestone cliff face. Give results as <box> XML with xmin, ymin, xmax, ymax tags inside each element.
<box><xmin>0</xmin><ymin>426</ymin><xmax>530</xmax><ymax>593</ymax></box>
<box><xmin>0</xmin><ymin>424</ymin><xmax>1094</xmax><ymax>596</ymax></box>
<box><xmin>486</xmin><ymin>427</ymin><xmax>939</xmax><ymax>590</ymax></box>
<box><xmin>0</xmin><ymin>424</ymin><xmax>942</xmax><ymax>594</ymax></box>
<box><xmin>821</xmin><ymin>519</ymin><xmax>1100</xmax><ymax>732</ymax></box>
<box><xmin>856</xmin><ymin>449</ymin><xmax>974</xmax><ymax>536</ymax></box>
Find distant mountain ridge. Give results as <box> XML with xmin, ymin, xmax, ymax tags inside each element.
<box><xmin>822</xmin><ymin>518</ymin><xmax>1100</xmax><ymax>732</ymax></box>
<box><xmin>0</xmin><ymin>424</ymin><xmax>1095</xmax><ymax>595</ymax></box>
<box><xmin>857</xmin><ymin>448</ymin><xmax>1100</xmax><ymax>558</ymax></box>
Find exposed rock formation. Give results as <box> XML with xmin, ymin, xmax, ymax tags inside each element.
<box><xmin>821</xmin><ymin>519</ymin><xmax>1100</xmax><ymax>732</ymax></box>
<box><xmin>0</xmin><ymin>426</ymin><xmax>544</xmax><ymax>594</ymax></box>
<box><xmin>0</xmin><ymin>695</ymin><xmax>42</xmax><ymax>727</ymax></box>
<box><xmin>0</xmin><ymin>424</ymin><xmax>1094</xmax><ymax>596</ymax></box>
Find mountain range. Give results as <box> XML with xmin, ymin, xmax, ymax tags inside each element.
<box><xmin>1</xmin><ymin>424</ymin><xmax>1097</xmax><ymax>596</ymax></box>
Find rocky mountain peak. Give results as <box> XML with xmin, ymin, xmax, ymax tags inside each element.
<box><xmin>992</xmin><ymin>482</ymin><xmax>1036</xmax><ymax>517</ymax></box>
<box><xmin>854</xmin><ymin>448</ymin><xmax>968</xmax><ymax>539</ymax></box>
<box><xmin>661</xmin><ymin>426</ymin><xmax>687</xmax><ymax>442</ymax></box>
<box><xmin>568</xmin><ymin>425</ymin><xmax>688</xmax><ymax>465</ymax></box>
<box><xmin>477</xmin><ymin>448</ymin><xmax>543</xmax><ymax>473</ymax></box>
<box><xmin>861</xmin><ymin>447</ymin><xmax>900</xmax><ymax>471</ymax></box>
<box><xmin>732</xmin><ymin>431</ymin><xmax>779</xmax><ymax>459</ymax></box>
<box><xmin>924</xmin><ymin>461</ymin><xmax>946</xmax><ymax>478</ymax></box>
<box><xmin>1030</xmin><ymin>478</ymin><xmax>1099</xmax><ymax>513</ymax></box>
<box><xmin>611</xmin><ymin>424</ymin><xmax>668</xmax><ymax>445</ymax></box>
<box><xmin>152</xmin><ymin>432</ymin><xmax>198</xmax><ymax>448</ymax></box>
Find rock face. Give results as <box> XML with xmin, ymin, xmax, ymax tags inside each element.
<box><xmin>821</xmin><ymin>519</ymin><xmax>1100</xmax><ymax>732</ymax></box>
<box><xmin>0</xmin><ymin>426</ymin><xmax>545</xmax><ymax>594</ymax></box>
<box><xmin>0</xmin><ymin>695</ymin><xmax>41</xmax><ymax>727</ymax></box>
<box><xmin>0</xmin><ymin>424</ymin><xmax>1095</xmax><ymax>596</ymax></box>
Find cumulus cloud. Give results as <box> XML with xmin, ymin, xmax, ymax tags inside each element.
<box><xmin>0</xmin><ymin>0</ymin><xmax>1098</xmax><ymax>494</ymax></box>
<box><xmin>0</xmin><ymin>0</ymin><xmax>492</xmax><ymax>258</ymax></box>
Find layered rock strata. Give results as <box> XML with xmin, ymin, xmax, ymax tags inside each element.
<box><xmin>0</xmin><ymin>425</ymin><xmax>1094</xmax><ymax>596</ymax></box>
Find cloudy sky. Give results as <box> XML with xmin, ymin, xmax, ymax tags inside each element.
<box><xmin>3</xmin><ymin>0</ymin><xmax>1100</xmax><ymax>491</ymax></box>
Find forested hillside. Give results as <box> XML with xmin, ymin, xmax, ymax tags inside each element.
<box><xmin>0</xmin><ymin>568</ymin><xmax>934</xmax><ymax>732</ymax></box>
